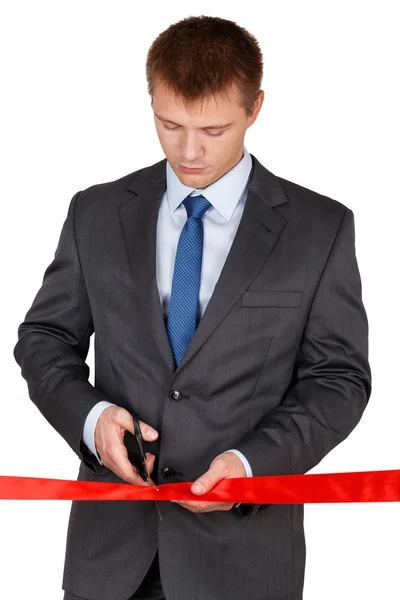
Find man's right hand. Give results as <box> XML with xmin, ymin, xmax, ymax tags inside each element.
<box><xmin>94</xmin><ymin>405</ymin><xmax>158</xmax><ymax>485</ymax></box>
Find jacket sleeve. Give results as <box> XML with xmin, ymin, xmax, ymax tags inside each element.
<box><xmin>234</xmin><ymin>208</ymin><xmax>372</xmax><ymax>519</ymax></box>
<box><xmin>13</xmin><ymin>191</ymin><xmax>111</xmax><ymax>472</ymax></box>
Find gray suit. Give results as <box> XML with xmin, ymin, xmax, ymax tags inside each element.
<box><xmin>13</xmin><ymin>154</ymin><xmax>371</xmax><ymax>600</ymax></box>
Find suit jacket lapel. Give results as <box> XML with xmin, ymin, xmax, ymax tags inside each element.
<box><xmin>118</xmin><ymin>154</ymin><xmax>288</xmax><ymax>374</ymax></box>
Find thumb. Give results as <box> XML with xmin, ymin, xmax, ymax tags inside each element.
<box><xmin>191</xmin><ymin>463</ymin><xmax>222</xmax><ymax>495</ymax></box>
<box><xmin>119</xmin><ymin>410</ymin><xmax>158</xmax><ymax>442</ymax></box>
<box><xmin>139</xmin><ymin>420</ymin><xmax>159</xmax><ymax>442</ymax></box>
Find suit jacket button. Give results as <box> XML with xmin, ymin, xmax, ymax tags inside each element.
<box><xmin>162</xmin><ymin>466</ymin><xmax>175</xmax><ymax>479</ymax></box>
<box><xmin>169</xmin><ymin>390</ymin><xmax>182</xmax><ymax>402</ymax></box>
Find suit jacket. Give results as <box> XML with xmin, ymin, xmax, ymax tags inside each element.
<box><xmin>13</xmin><ymin>153</ymin><xmax>371</xmax><ymax>600</ymax></box>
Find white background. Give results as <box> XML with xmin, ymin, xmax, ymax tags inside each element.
<box><xmin>1</xmin><ymin>1</ymin><xmax>399</xmax><ymax>598</ymax></box>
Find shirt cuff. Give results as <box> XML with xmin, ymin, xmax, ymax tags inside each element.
<box><xmin>225</xmin><ymin>449</ymin><xmax>253</xmax><ymax>508</ymax></box>
<box><xmin>225</xmin><ymin>449</ymin><xmax>253</xmax><ymax>477</ymax></box>
<box><xmin>82</xmin><ymin>401</ymin><xmax>117</xmax><ymax>465</ymax></box>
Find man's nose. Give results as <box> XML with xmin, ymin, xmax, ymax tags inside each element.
<box><xmin>180</xmin><ymin>132</ymin><xmax>204</xmax><ymax>162</ymax></box>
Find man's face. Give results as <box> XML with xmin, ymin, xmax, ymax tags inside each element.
<box><xmin>152</xmin><ymin>82</ymin><xmax>264</xmax><ymax>188</ymax></box>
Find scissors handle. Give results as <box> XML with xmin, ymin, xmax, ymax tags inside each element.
<box><xmin>133</xmin><ymin>418</ymin><xmax>147</xmax><ymax>464</ymax></box>
<box><xmin>123</xmin><ymin>414</ymin><xmax>163</xmax><ymax>521</ymax></box>
<box><xmin>123</xmin><ymin>415</ymin><xmax>148</xmax><ymax>482</ymax></box>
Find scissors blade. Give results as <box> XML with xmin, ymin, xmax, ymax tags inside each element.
<box><xmin>146</xmin><ymin>475</ymin><xmax>159</xmax><ymax>492</ymax></box>
<box><xmin>143</xmin><ymin>465</ymin><xmax>163</xmax><ymax>521</ymax></box>
<box><xmin>133</xmin><ymin>416</ymin><xmax>162</xmax><ymax>521</ymax></box>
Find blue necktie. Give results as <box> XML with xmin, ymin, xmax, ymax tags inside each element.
<box><xmin>167</xmin><ymin>193</ymin><xmax>212</xmax><ymax>367</ymax></box>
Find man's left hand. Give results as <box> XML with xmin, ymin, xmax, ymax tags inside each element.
<box><xmin>170</xmin><ymin>451</ymin><xmax>246</xmax><ymax>513</ymax></box>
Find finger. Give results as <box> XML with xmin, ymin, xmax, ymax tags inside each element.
<box><xmin>171</xmin><ymin>501</ymin><xmax>233</xmax><ymax>512</ymax></box>
<box><xmin>138</xmin><ymin>420</ymin><xmax>158</xmax><ymax>442</ymax></box>
<box><xmin>107</xmin><ymin>443</ymin><xmax>151</xmax><ymax>486</ymax></box>
<box><xmin>171</xmin><ymin>501</ymin><xmax>201</xmax><ymax>512</ymax></box>
<box><xmin>191</xmin><ymin>457</ymin><xmax>228</xmax><ymax>494</ymax></box>
<box><xmin>171</xmin><ymin>500</ymin><xmax>213</xmax><ymax>508</ymax></box>
<box><xmin>145</xmin><ymin>452</ymin><xmax>156</xmax><ymax>475</ymax></box>
<box><xmin>115</xmin><ymin>409</ymin><xmax>158</xmax><ymax>443</ymax></box>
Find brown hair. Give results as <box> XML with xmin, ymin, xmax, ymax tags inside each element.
<box><xmin>145</xmin><ymin>15</ymin><xmax>263</xmax><ymax>118</ymax></box>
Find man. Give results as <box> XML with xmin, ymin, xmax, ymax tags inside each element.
<box><xmin>13</xmin><ymin>15</ymin><xmax>371</xmax><ymax>600</ymax></box>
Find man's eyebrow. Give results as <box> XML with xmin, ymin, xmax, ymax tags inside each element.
<box><xmin>154</xmin><ymin>112</ymin><xmax>232</xmax><ymax>129</ymax></box>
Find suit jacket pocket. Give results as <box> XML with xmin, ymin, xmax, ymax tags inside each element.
<box><xmin>241</xmin><ymin>290</ymin><xmax>303</xmax><ymax>308</ymax></box>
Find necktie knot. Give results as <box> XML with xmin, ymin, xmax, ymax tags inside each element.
<box><xmin>182</xmin><ymin>194</ymin><xmax>212</xmax><ymax>220</ymax></box>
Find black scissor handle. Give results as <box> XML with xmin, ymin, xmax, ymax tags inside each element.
<box><xmin>133</xmin><ymin>417</ymin><xmax>147</xmax><ymax>466</ymax></box>
<box><xmin>123</xmin><ymin>414</ymin><xmax>148</xmax><ymax>482</ymax></box>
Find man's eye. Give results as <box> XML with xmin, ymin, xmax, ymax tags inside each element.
<box><xmin>163</xmin><ymin>125</ymin><xmax>224</xmax><ymax>137</ymax></box>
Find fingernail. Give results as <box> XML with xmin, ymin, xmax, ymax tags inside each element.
<box><xmin>147</xmin><ymin>430</ymin><xmax>157</xmax><ymax>440</ymax></box>
<box><xmin>193</xmin><ymin>482</ymin><xmax>204</xmax><ymax>493</ymax></box>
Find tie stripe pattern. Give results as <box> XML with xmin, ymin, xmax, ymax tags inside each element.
<box><xmin>166</xmin><ymin>193</ymin><xmax>212</xmax><ymax>366</ymax></box>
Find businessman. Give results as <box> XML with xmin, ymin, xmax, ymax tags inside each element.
<box><xmin>14</xmin><ymin>15</ymin><xmax>371</xmax><ymax>600</ymax></box>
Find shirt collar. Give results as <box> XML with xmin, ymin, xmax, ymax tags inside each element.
<box><xmin>165</xmin><ymin>145</ymin><xmax>252</xmax><ymax>221</ymax></box>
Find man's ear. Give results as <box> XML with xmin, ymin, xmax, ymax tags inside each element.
<box><xmin>247</xmin><ymin>90</ymin><xmax>264</xmax><ymax>127</ymax></box>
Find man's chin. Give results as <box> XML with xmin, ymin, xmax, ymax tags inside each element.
<box><xmin>177</xmin><ymin>173</ymin><xmax>213</xmax><ymax>188</ymax></box>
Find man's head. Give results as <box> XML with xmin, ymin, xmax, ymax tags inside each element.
<box><xmin>146</xmin><ymin>16</ymin><xmax>264</xmax><ymax>188</ymax></box>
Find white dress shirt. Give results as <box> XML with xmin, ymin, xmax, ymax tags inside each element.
<box><xmin>82</xmin><ymin>145</ymin><xmax>254</xmax><ymax>490</ymax></box>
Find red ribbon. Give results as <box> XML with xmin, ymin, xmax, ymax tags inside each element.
<box><xmin>1</xmin><ymin>469</ymin><xmax>400</xmax><ymax>502</ymax></box>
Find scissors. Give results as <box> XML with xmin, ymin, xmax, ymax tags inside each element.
<box><xmin>123</xmin><ymin>413</ymin><xmax>162</xmax><ymax>521</ymax></box>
